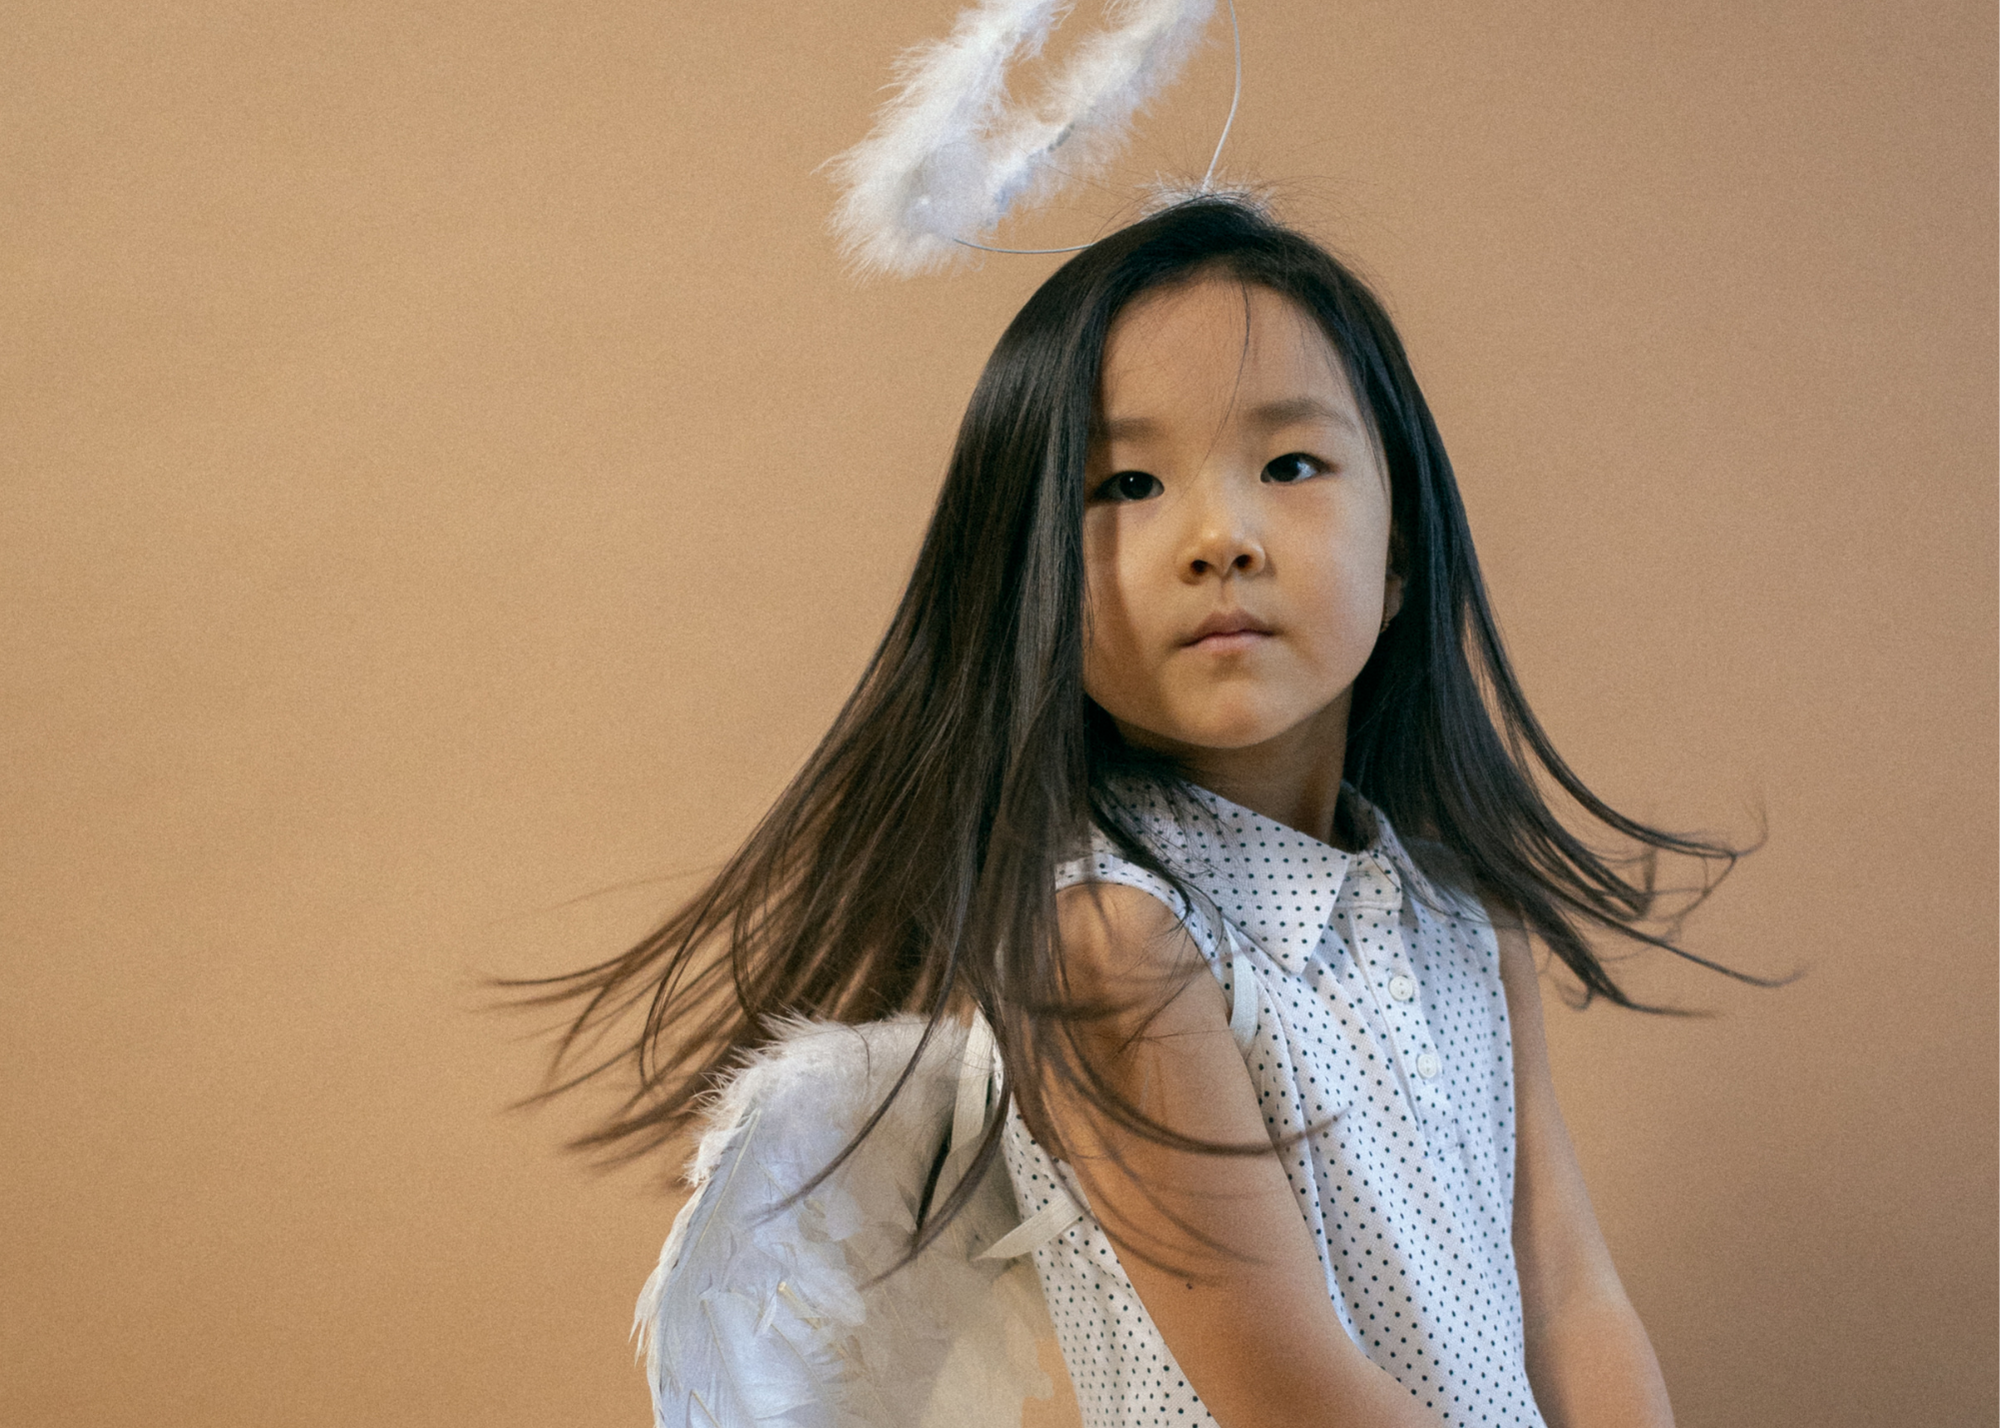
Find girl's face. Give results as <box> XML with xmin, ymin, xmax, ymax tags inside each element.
<box><xmin>1081</xmin><ymin>276</ymin><xmax>1400</xmax><ymax>757</ymax></box>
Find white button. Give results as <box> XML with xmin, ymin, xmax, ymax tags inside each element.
<box><xmin>1415</xmin><ymin>1052</ymin><xmax>1441</xmax><ymax>1079</ymax></box>
<box><xmin>1388</xmin><ymin>975</ymin><xmax>1416</xmax><ymax>1002</ymax></box>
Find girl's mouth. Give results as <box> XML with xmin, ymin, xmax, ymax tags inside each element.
<box><xmin>1183</xmin><ymin>610</ymin><xmax>1275</xmax><ymax>649</ymax></box>
<box><xmin>1189</xmin><ymin>630</ymin><xmax>1271</xmax><ymax>652</ymax></box>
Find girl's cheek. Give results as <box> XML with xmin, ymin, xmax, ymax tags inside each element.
<box><xmin>1080</xmin><ymin>605</ymin><xmax>1137</xmax><ymax>700</ymax></box>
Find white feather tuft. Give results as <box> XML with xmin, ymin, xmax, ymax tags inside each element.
<box><xmin>633</xmin><ymin>1015</ymin><xmax>1056</xmax><ymax>1427</ymax></box>
<box><xmin>826</xmin><ymin>0</ymin><xmax>1218</xmax><ymax>278</ymax></box>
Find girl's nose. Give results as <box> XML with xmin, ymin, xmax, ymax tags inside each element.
<box><xmin>1182</xmin><ymin>477</ymin><xmax>1266</xmax><ymax>580</ymax></box>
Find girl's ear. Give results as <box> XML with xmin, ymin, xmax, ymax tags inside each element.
<box><xmin>1382</xmin><ymin>522</ymin><xmax>1407</xmax><ymax>629</ymax></box>
<box><xmin>1380</xmin><ymin>570</ymin><xmax>1405</xmax><ymax>634</ymax></box>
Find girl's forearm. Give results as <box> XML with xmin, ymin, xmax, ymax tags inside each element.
<box><xmin>1523</xmin><ymin>1291</ymin><xmax>1674</xmax><ymax>1428</ymax></box>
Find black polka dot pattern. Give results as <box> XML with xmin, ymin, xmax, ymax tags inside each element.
<box><xmin>1001</xmin><ymin>777</ymin><xmax>1544</xmax><ymax>1426</ymax></box>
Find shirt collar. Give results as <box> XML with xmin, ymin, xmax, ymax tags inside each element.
<box><xmin>1101</xmin><ymin>774</ymin><xmax>1443</xmax><ymax>976</ymax></box>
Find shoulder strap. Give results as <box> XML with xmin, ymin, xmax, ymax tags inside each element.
<box><xmin>1223</xmin><ymin>917</ymin><xmax>1259</xmax><ymax>1053</ymax></box>
<box><xmin>1181</xmin><ymin>882</ymin><xmax>1259</xmax><ymax>1054</ymax></box>
<box><xmin>938</xmin><ymin>1011</ymin><xmax>996</xmax><ymax>1197</ymax></box>
<box><xmin>979</xmin><ymin>1185</ymin><xmax>1087</xmax><ymax>1262</ymax></box>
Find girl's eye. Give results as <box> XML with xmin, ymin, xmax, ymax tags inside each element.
<box><xmin>1094</xmin><ymin>470</ymin><xmax>1163</xmax><ymax>503</ymax></box>
<box><xmin>1263</xmin><ymin>452</ymin><xmax>1327</xmax><ymax>484</ymax></box>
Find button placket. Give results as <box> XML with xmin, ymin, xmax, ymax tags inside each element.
<box><xmin>1342</xmin><ymin>854</ymin><xmax>1446</xmax><ymax>1130</ymax></box>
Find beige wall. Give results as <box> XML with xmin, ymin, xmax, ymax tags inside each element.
<box><xmin>3</xmin><ymin>2</ymin><xmax>1993</xmax><ymax>1425</ymax></box>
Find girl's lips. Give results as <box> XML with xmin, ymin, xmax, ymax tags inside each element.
<box><xmin>1188</xmin><ymin>630</ymin><xmax>1271</xmax><ymax>652</ymax></box>
<box><xmin>1184</xmin><ymin>610</ymin><xmax>1275</xmax><ymax>645</ymax></box>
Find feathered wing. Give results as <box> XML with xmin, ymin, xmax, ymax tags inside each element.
<box><xmin>826</xmin><ymin>0</ymin><xmax>1217</xmax><ymax>277</ymax></box>
<box><xmin>634</xmin><ymin>1102</ymin><xmax>861</xmax><ymax>1427</ymax></box>
<box><xmin>634</xmin><ymin>1016</ymin><xmax>1057</xmax><ymax>1428</ymax></box>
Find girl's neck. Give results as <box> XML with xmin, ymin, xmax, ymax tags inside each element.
<box><xmin>1120</xmin><ymin>695</ymin><xmax>1364</xmax><ymax>852</ymax></box>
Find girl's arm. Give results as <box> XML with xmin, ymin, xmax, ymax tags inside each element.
<box><xmin>1035</xmin><ymin>883</ymin><xmax>1444</xmax><ymax>1428</ymax></box>
<box><xmin>1490</xmin><ymin>901</ymin><xmax>1677</xmax><ymax>1428</ymax></box>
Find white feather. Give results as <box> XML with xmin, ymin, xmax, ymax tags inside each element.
<box><xmin>633</xmin><ymin>1015</ymin><xmax>1056</xmax><ymax>1428</ymax></box>
<box><xmin>826</xmin><ymin>0</ymin><xmax>1218</xmax><ymax>278</ymax></box>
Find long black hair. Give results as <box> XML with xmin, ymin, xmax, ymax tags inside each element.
<box><xmin>506</xmin><ymin>195</ymin><xmax>1758</xmax><ymax>1251</ymax></box>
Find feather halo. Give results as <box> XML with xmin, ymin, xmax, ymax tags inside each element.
<box><xmin>825</xmin><ymin>0</ymin><xmax>1219</xmax><ymax>278</ymax></box>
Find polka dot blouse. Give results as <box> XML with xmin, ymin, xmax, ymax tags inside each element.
<box><xmin>1000</xmin><ymin>776</ymin><xmax>1546</xmax><ymax>1427</ymax></box>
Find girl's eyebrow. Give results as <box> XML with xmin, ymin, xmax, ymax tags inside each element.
<box><xmin>1093</xmin><ymin>413</ymin><xmax>1164</xmax><ymax>441</ymax></box>
<box><xmin>1093</xmin><ymin>395</ymin><xmax>1358</xmax><ymax>443</ymax></box>
<box><xmin>1242</xmin><ymin>395</ymin><xmax>1359</xmax><ymax>433</ymax></box>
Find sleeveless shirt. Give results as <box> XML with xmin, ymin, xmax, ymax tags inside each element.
<box><xmin>999</xmin><ymin>777</ymin><xmax>1547</xmax><ymax>1427</ymax></box>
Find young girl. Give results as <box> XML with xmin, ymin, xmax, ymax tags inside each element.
<box><xmin>530</xmin><ymin>196</ymin><xmax>1743</xmax><ymax>1427</ymax></box>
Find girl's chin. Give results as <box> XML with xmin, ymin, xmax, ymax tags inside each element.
<box><xmin>1183</xmin><ymin>727</ymin><xmax>1297</xmax><ymax>753</ymax></box>
<box><xmin>1120</xmin><ymin>710</ymin><xmax>1313</xmax><ymax>755</ymax></box>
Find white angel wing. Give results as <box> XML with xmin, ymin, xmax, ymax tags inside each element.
<box><xmin>634</xmin><ymin>1015</ymin><xmax>1057</xmax><ymax>1428</ymax></box>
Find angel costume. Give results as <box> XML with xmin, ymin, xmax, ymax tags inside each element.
<box><xmin>636</xmin><ymin>773</ymin><xmax>1548</xmax><ymax>1427</ymax></box>
<box><xmin>1001</xmin><ymin>775</ymin><xmax>1549</xmax><ymax>1427</ymax></box>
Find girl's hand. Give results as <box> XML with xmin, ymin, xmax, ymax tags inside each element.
<box><xmin>1032</xmin><ymin>882</ymin><xmax>1446</xmax><ymax>1428</ymax></box>
<box><xmin>1492</xmin><ymin>901</ymin><xmax>1677</xmax><ymax>1428</ymax></box>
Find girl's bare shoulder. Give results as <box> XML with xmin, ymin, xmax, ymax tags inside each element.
<box><xmin>1056</xmin><ymin>879</ymin><xmax>1208</xmax><ymax>996</ymax></box>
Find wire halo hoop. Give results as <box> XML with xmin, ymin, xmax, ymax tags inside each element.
<box><xmin>826</xmin><ymin>0</ymin><xmax>1245</xmax><ymax>277</ymax></box>
<box><xmin>952</xmin><ymin>0</ymin><xmax>1243</xmax><ymax>260</ymax></box>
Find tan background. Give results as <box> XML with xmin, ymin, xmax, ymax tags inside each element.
<box><xmin>3</xmin><ymin>1</ymin><xmax>1994</xmax><ymax>1424</ymax></box>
